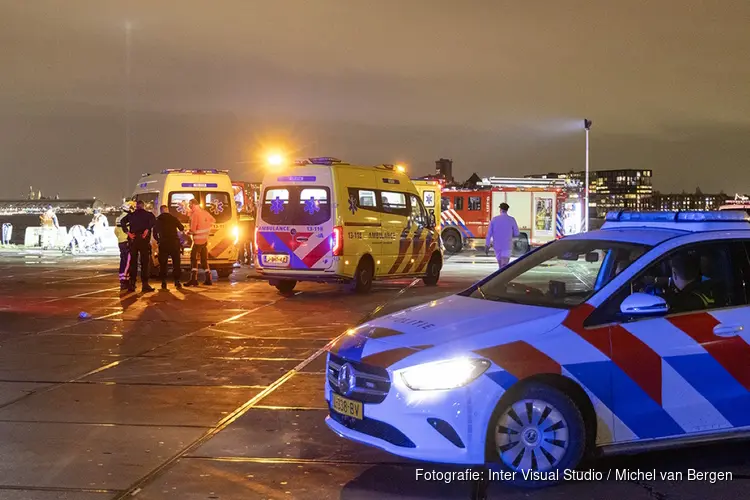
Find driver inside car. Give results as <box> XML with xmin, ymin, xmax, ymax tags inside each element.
<box><xmin>666</xmin><ymin>252</ymin><xmax>724</xmax><ymax>313</ymax></box>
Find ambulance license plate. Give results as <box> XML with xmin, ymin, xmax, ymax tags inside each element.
<box><xmin>262</xmin><ymin>254</ymin><xmax>289</xmax><ymax>267</ymax></box>
<box><xmin>331</xmin><ymin>393</ymin><xmax>363</xmax><ymax>420</ymax></box>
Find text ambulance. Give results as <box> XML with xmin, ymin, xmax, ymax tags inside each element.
<box><xmin>255</xmin><ymin>157</ymin><xmax>443</xmax><ymax>294</ymax></box>
<box><xmin>131</xmin><ymin>169</ymin><xmax>239</xmax><ymax>278</ymax></box>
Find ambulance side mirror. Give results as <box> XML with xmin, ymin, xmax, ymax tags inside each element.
<box><xmin>427</xmin><ymin>211</ymin><xmax>436</xmax><ymax>229</ymax></box>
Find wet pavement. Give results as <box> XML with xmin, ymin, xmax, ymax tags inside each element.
<box><xmin>0</xmin><ymin>253</ymin><xmax>749</xmax><ymax>499</ymax></box>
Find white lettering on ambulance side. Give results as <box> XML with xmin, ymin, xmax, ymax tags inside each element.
<box><xmin>365</xmin><ymin>231</ymin><xmax>397</xmax><ymax>240</ymax></box>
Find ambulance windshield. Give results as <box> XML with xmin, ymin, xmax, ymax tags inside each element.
<box><xmin>261</xmin><ymin>186</ymin><xmax>331</xmax><ymax>225</ymax></box>
<box><xmin>466</xmin><ymin>239</ymin><xmax>651</xmax><ymax>309</ymax></box>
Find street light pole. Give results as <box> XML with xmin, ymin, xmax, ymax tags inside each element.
<box><xmin>584</xmin><ymin>119</ymin><xmax>592</xmax><ymax>232</ymax></box>
<box><xmin>124</xmin><ymin>21</ymin><xmax>132</xmax><ymax>199</ymax></box>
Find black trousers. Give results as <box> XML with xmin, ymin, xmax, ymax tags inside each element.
<box><xmin>129</xmin><ymin>238</ymin><xmax>151</xmax><ymax>286</ymax></box>
<box><xmin>190</xmin><ymin>243</ymin><xmax>209</xmax><ymax>270</ymax></box>
<box><xmin>159</xmin><ymin>243</ymin><xmax>182</xmax><ymax>282</ymax></box>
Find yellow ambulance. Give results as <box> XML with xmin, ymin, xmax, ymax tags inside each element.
<box><xmin>255</xmin><ymin>157</ymin><xmax>443</xmax><ymax>293</ymax></box>
<box><xmin>131</xmin><ymin>169</ymin><xmax>239</xmax><ymax>278</ymax></box>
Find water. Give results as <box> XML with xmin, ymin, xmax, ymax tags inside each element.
<box><xmin>0</xmin><ymin>214</ymin><xmax>117</xmax><ymax>245</ymax></box>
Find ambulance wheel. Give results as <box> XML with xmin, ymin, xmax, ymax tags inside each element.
<box><xmin>422</xmin><ymin>254</ymin><xmax>441</xmax><ymax>286</ymax></box>
<box><xmin>442</xmin><ymin>229</ymin><xmax>462</xmax><ymax>254</ymax></box>
<box><xmin>150</xmin><ymin>264</ymin><xmax>161</xmax><ymax>279</ymax></box>
<box><xmin>485</xmin><ymin>383</ymin><xmax>586</xmax><ymax>488</ymax></box>
<box><xmin>352</xmin><ymin>258</ymin><xmax>374</xmax><ymax>294</ymax></box>
<box><xmin>275</xmin><ymin>280</ymin><xmax>297</xmax><ymax>294</ymax></box>
<box><xmin>216</xmin><ymin>268</ymin><xmax>233</xmax><ymax>279</ymax></box>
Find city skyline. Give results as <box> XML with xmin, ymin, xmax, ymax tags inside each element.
<box><xmin>1</xmin><ymin>1</ymin><xmax>749</xmax><ymax>202</ymax></box>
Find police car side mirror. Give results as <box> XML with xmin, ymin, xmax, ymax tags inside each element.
<box><xmin>620</xmin><ymin>292</ymin><xmax>669</xmax><ymax>316</ymax></box>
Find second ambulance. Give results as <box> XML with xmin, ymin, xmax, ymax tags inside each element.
<box><xmin>132</xmin><ymin>169</ymin><xmax>239</xmax><ymax>278</ymax></box>
<box><xmin>255</xmin><ymin>157</ymin><xmax>443</xmax><ymax>293</ymax></box>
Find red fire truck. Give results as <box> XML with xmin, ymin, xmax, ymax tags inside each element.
<box><xmin>439</xmin><ymin>178</ymin><xmax>582</xmax><ymax>254</ymax></box>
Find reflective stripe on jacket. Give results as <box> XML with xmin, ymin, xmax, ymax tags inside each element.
<box><xmin>115</xmin><ymin>212</ymin><xmax>129</xmax><ymax>244</ymax></box>
<box><xmin>190</xmin><ymin>206</ymin><xmax>215</xmax><ymax>245</ymax></box>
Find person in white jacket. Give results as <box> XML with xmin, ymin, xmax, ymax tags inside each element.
<box><xmin>485</xmin><ymin>202</ymin><xmax>520</xmax><ymax>268</ymax></box>
<box><xmin>88</xmin><ymin>209</ymin><xmax>109</xmax><ymax>251</ymax></box>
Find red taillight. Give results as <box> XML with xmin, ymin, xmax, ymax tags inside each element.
<box><xmin>332</xmin><ymin>226</ymin><xmax>343</xmax><ymax>256</ymax></box>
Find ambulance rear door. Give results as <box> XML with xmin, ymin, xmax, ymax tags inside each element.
<box><xmin>257</xmin><ymin>170</ymin><xmax>336</xmax><ymax>272</ymax></box>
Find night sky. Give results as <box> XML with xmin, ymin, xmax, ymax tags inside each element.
<box><xmin>1</xmin><ymin>1</ymin><xmax>749</xmax><ymax>203</ymax></box>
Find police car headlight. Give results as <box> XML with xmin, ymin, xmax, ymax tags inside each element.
<box><xmin>398</xmin><ymin>357</ymin><xmax>490</xmax><ymax>391</ymax></box>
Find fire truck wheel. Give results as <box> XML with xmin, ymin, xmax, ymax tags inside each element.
<box><xmin>513</xmin><ymin>234</ymin><xmax>530</xmax><ymax>256</ymax></box>
<box><xmin>442</xmin><ymin>229</ymin><xmax>463</xmax><ymax>254</ymax></box>
<box><xmin>422</xmin><ymin>254</ymin><xmax>441</xmax><ymax>286</ymax></box>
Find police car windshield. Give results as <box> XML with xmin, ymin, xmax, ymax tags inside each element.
<box><xmin>467</xmin><ymin>239</ymin><xmax>651</xmax><ymax>308</ymax></box>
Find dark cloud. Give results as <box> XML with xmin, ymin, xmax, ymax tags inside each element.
<box><xmin>1</xmin><ymin>1</ymin><xmax>749</xmax><ymax>202</ymax></box>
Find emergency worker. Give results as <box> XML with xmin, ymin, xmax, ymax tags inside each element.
<box><xmin>154</xmin><ymin>205</ymin><xmax>184</xmax><ymax>290</ymax></box>
<box><xmin>40</xmin><ymin>205</ymin><xmax>59</xmax><ymax>249</ymax></box>
<box><xmin>486</xmin><ymin>202</ymin><xmax>520</xmax><ymax>268</ymax></box>
<box><xmin>115</xmin><ymin>201</ymin><xmax>134</xmax><ymax>289</ymax></box>
<box><xmin>88</xmin><ymin>209</ymin><xmax>109</xmax><ymax>251</ymax></box>
<box><xmin>120</xmin><ymin>200</ymin><xmax>156</xmax><ymax>293</ymax></box>
<box><xmin>667</xmin><ymin>252</ymin><xmax>725</xmax><ymax>313</ymax></box>
<box><xmin>186</xmin><ymin>198</ymin><xmax>215</xmax><ymax>286</ymax></box>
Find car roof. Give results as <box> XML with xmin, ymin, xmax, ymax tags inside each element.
<box><xmin>564</xmin><ymin>228</ymin><xmax>690</xmax><ymax>246</ymax></box>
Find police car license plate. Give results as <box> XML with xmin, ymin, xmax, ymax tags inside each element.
<box><xmin>262</xmin><ymin>254</ymin><xmax>289</xmax><ymax>267</ymax></box>
<box><xmin>331</xmin><ymin>393</ymin><xmax>363</xmax><ymax>420</ymax></box>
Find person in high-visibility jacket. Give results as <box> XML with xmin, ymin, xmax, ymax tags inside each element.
<box><xmin>185</xmin><ymin>198</ymin><xmax>216</xmax><ymax>286</ymax></box>
<box><xmin>115</xmin><ymin>201</ymin><xmax>134</xmax><ymax>289</ymax></box>
<box><xmin>39</xmin><ymin>205</ymin><xmax>59</xmax><ymax>249</ymax></box>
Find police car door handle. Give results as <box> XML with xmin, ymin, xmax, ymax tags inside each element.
<box><xmin>712</xmin><ymin>324</ymin><xmax>744</xmax><ymax>337</ymax></box>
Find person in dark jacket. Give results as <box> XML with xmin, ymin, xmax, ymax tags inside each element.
<box><xmin>120</xmin><ymin>200</ymin><xmax>156</xmax><ymax>293</ymax></box>
<box><xmin>154</xmin><ymin>205</ymin><xmax>185</xmax><ymax>290</ymax></box>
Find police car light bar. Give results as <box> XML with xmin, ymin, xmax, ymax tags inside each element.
<box><xmin>605</xmin><ymin>210</ymin><xmax>750</xmax><ymax>223</ymax></box>
<box><xmin>294</xmin><ymin>157</ymin><xmax>344</xmax><ymax>166</ymax></box>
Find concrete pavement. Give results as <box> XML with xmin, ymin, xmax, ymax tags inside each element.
<box><xmin>0</xmin><ymin>253</ymin><xmax>747</xmax><ymax>499</ymax></box>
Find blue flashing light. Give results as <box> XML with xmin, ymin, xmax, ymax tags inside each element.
<box><xmin>181</xmin><ymin>182</ymin><xmax>218</xmax><ymax>188</ymax></box>
<box><xmin>605</xmin><ymin>210</ymin><xmax>750</xmax><ymax>223</ymax></box>
<box><xmin>677</xmin><ymin>211</ymin><xmax>750</xmax><ymax>221</ymax></box>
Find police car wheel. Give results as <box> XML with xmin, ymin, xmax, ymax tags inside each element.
<box><xmin>486</xmin><ymin>383</ymin><xmax>586</xmax><ymax>488</ymax></box>
<box><xmin>422</xmin><ymin>254</ymin><xmax>441</xmax><ymax>286</ymax></box>
<box><xmin>353</xmin><ymin>259</ymin><xmax>374</xmax><ymax>294</ymax></box>
<box><xmin>275</xmin><ymin>280</ymin><xmax>297</xmax><ymax>294</ymax></box>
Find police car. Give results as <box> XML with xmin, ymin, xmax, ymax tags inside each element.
<box><xmin>325</xmin><ymin>210</ymin><xmax>750</xmax><ymax>486</ymax></box>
